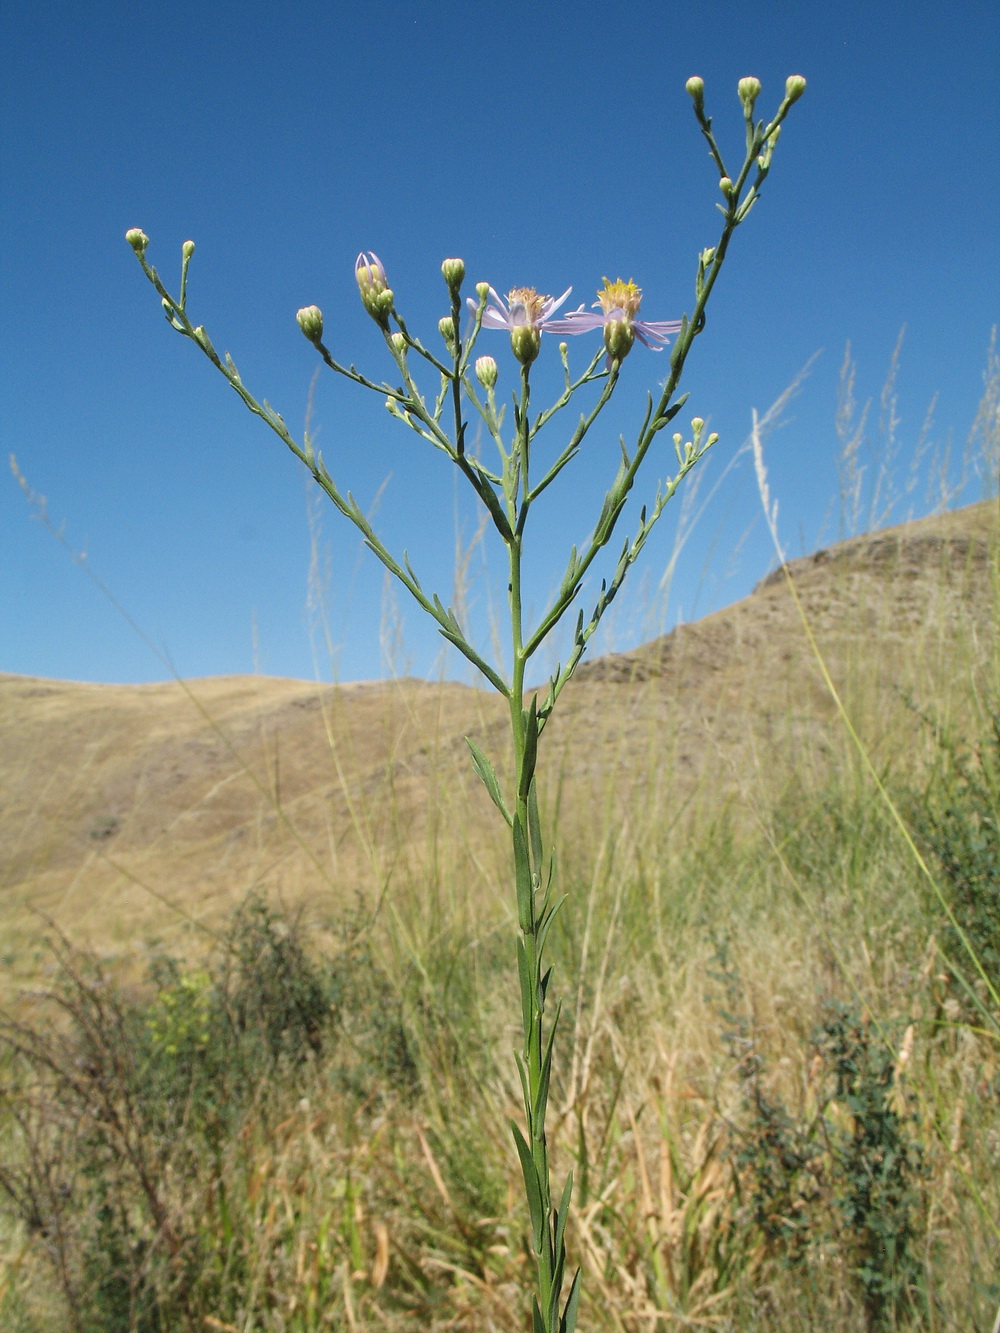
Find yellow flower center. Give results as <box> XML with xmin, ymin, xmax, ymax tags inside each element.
<box><xmin>507</xmin><ymin>287</ymin><xmax>549</xmax><ymax>326</ymax></box>
<box><xmin>597</xmin><ymin>278</ymin><xmax>642</xmax><ymax>319</ymax></box>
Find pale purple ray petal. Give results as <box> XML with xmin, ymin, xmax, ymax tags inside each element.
<box><xmin>546</xmin><ymin>310</ymin><xmax>607</xmax><ymax>335</ymax></box>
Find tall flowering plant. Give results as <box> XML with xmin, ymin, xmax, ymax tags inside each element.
<box><xmin>127</xmin><ymin>74</ymin><xmax>806</xmax><ymax>1332</ymax></box>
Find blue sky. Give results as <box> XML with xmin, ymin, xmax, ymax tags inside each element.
<box><xmin>3</xmin><ymin>0</ymin><xmax>998</xmax><ymax>687</ymax></box>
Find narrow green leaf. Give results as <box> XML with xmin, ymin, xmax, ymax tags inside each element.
<box><xmin>516</xmin><ymin>937</ymin><xmax>533</xmax><ymax>1040</ymax></box>
<box><xmin>513</xmin><ymin>815</ymin><xmax>533</xmax><ymax>931</ymax></box>
<box><xmin>560</xmin><ymin>1268</ymin><xmax>581</xmax><ymax>1333</ymax></box>
<box><xmin>466</xmin><ymin>738</ymin><xmax>512</xmax><ymax>825</ymax></box>
<box><xmin>527</xmin><ymin>776</ymin><xmax>543</xmax><ymax>869</ymax></box>
<box><xmin>533</xmin><ymin>999</ymin><xmax>562</xmax><ymax>1130</ymax></box>
<box><xmin>512</xmin><ymin>1122</ymin><xmax>545</xmax><ymax>1253</ymax></box>
<box><xmin>513</xmin><ymin>1048</ymin><xmax>531</xmax><ymax>1122</ymax></box>
<box><xmin>536</xmin><ymin>894</ymin><xmax>566</xmax><ymax>958</ymax></box>
<box><xmin>532</xmin><ymin>1296</ymin><xmax>546</xmax><ymax>1333</ymax></box>
<box><xmin>554</xmin><ymin>1170</ymin><xmax>573</xmax><ymax>1262</ymax></box>
<box><xmin>520</xmin><ymin>697</ymin><xmax>539</xmax><ymax>798</ymax></box>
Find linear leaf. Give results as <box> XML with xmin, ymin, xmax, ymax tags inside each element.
<box><xmin>560</xmin><ymin>1268</ymin><xmax>581</xmax><ymax>1333</ymax></box>
<box><xmin>513</xmin><ymin>815</ymin><xmax>533</xmax><ymax>932</ymax></box>
<box><xmin>466</xmin><ymin>738</ymin><xmax>512</xmax><ymax>825</ymax></box>
<box><xmin>512</xmin><ymin>1122</ymin><xmax>545</xmax><ymax>1253</ymax></box>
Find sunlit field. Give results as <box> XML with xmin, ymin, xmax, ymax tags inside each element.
<box><xmin>1</xmin><ymin>347</ymin><xmax>998</xmax><ymax>1332</ymax></box>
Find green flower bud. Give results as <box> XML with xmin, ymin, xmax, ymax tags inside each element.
<box><xmin>475</xmin><ymin>281</ymin><xmax>490</xmax><ymax>302</ymax></box>
<box><xmin>390</xmin><ymin>331</ymin><xmax>406</xmax><ymax>354</ymax></box>
<box><xmin>441</xmin><ymin>257</ymin><xmax>465</xmax><ymax>291</ymax></box>
<box><xmin>785</xmin><ymin>74</ymin><xmax>807</xmax><ymax>104</ymax></box>
<box><xmin>510</xmin><ymin>324</ymin><xmax>541</xmax><ymax>366</ymax></box>
<box><xmin>603</xmin><ymin>318</ymin><xmax>635</xmax><ymax>362</ymax></box>
<box><xmin>182</xmin><ymin>240</ymin><xmax>195</xmax><ymax>260</ymax></box>
<box><xmin>438</xmin><ymin>315</ymin><xmax>456</xmax><ymax>347</ymax></box>
<box><xmin>126</xmin><ymin>228</ymin><xmax>149</xmax><ymax>255</ymax></box>
<box><xmin>685</xmin><ymin>76</ymin><xmax>705</xmax><ymax>109</ymax></box>
<box><xmin>296</xmin><ymin>305</ymin><xmax>324</xmax><ymax>344</ymax></box>
<box><xmin>475</xmin><ymin>355</ymin><xmax>498</xmax><ymax>389</ymax></box>
<box><xmin>738</xmin><ymin>76</ymin><xmax>762</xmax><ymax>111</ymax></box>
<box><xmin>719</xmin><ymin>176</ymin><xmax>734</xmax><ymax>197</ymax></box>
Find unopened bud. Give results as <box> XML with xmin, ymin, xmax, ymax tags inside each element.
<box><xmin>125</xmin><ymin>228</ymin><xmax>149</xmax><ymax>255</ymax></box>
<box><xmin>691</xmin><ymin>417</ymin><xmax>704</xmax><ymax>433</ymax></box>
<box><xmin>182</xmin><ymin>240</ymin><xmax>195</xmax><ymax>260</ymax></box>
<box><xmin>296</xmin><ymin>305</ymin><xmax>324</xmax><ymax>344</ymax></box>
<box><xmin>475</xmin><ymin>281</ymin><xmax>490</xmax><ymax>303</ymax></box>
<box><xmin>475</xmin><ymin>355</ymin><xmax>498</xmax><ymax>389</ymax></box>
<box><xmin>441</xmin><ymin>257</ymin><xmax>465</xmax><ymax>291</ymax></box>
<box><xmin>738</xmin><ymin>76</ymin><xmax>762</xmax><ymax>110</ymax></box>
<box><xmin>685</xmin><ymin>76</ymin><xmax>705</xmax><ymax>109</ymax></box>
<box><xmin>785</xmin><ymin>74</ymin><xmax>807</xmax><ymax>104</ymax></box>
<box><xmin>438</xmin><ymin>315</ymin><xmax>457</xmax><ymax>349</ymax></box>
<box><xmin>719</xmin><ymin>176</ymin><xmax>734</xmax><ymax>197</ymax></box>
<box><xmin>390</xmin><ymin>331</ymin><xmax>406</xmax><ymax>354</ymax></box>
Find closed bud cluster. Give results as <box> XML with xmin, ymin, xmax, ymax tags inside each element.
<box><xmin>441</xmin><ymin>257</ymin><xmax>465</xmax><ymax>292</ymax></box>
<box><xmin>738</xmin><ymin>76</ymin><xmax>762</xmax><ymax>112</ymax></box>
<box><xmin>475</xmin><ymin>355</ymin><xmax>498</xmax><ymax>389</ymax></box>
<box><xmin>685</xmin><ymin>75</ymin><xmax>705</xmax><ymax>110</ymax></box>
<box><xmin>296</xmin><ymin>305</ymin><xmax>324</xmax><ymax>344</ymax></box>
<box><xmin>785</xmin><ymin>74</ymin><xmax>807</xmax><ymax>104</ymax></box>
<box><xmin>126</xmin><ymin>228</ymin><xmax>149</xmax><ymax>255</ymax></box>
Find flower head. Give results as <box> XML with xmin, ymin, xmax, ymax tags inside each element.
<box><xmin>558</xmin><ymin>278</ymin><xmax>682</xmax><ymax>362</ymax></box>
<box><xmin>467</xmin><ymin>284</ymin><xmax>578</xmax><ymax>365</ymax></box>
<box><xmin>356</xmin><ymin>251</ymin><xmax>393</xmax><ymax>326</ymax></box>
<box><xmin>475</xmin><ymin>355</ymin><xmax>498</xmax><ymax>389</ymax></box>
<box><xmin>296</xmin><ymin>305</ymin><xmax>325</xmax><ymax>344</ymax></box>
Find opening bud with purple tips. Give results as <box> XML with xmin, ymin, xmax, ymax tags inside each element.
<box><xmin>355</xmin><ymin>251</ymin><xmax>393</xmax><ymax>328</ymax></box>
<box><xmin>126</xmin><ymin>228</ymin><xmax>149</xmax><ymax>255</ymax></box>
<box><xmin>441</xmin><ymin>257</ymin><xmax>465</xmax><ymax>293</ymax></box>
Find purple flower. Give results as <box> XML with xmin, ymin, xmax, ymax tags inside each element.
<box><xmin>468</xmin><ymin>284</ymin><xmax>580</xmax><ymax>365</ymax></box>
<box><xmin>560</xmin><ymin>278</ymin><xmax>682</xmax><ymax>361</ymax></box>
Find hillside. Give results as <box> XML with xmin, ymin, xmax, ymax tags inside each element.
<box><xmin>2</xmin><ymin>499</ymin><xmax>997</xmax><ymax>985</ymax></box>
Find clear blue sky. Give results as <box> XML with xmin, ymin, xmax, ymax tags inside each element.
<box><xmin>3</xmin><ymin>0</ymin><xmax>998</xmax><ymax>687</ymax></box>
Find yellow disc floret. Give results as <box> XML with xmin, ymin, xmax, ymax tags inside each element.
<box><xmin>597</xmin><ymin>278</ymin><xmax>642</xmax><ymax>319</ymax></box>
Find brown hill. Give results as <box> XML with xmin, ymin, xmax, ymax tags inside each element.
<box><xmin>2</xmin><ymin>500</ymin><xmax>997</xmax><ymax>987</ymax></box>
